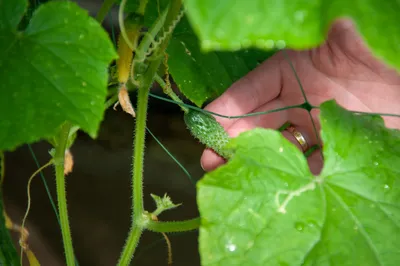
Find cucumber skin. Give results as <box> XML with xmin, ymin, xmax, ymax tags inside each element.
<box><xmin>184</xmin><ymin>109</ymin><xmax>232</xmax><ymax>159</ymax></box>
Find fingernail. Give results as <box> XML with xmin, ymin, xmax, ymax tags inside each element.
<box><xmin>200</xmin><ymin>161</ymin><xmax>205</xmax><ymax>171</ymax></box>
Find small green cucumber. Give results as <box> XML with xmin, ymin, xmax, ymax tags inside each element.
<box><xmin>184</xmin><ymin>109</ymin><xmax>232</xmax><ymax>159</ymax></box>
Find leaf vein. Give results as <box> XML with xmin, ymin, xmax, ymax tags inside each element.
<box><xmin>325</xmin><ymin>185</ymin><xmax>383</xmax><ymax>266</ymax></box>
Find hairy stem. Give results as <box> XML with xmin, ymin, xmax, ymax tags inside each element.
<box><xmin>96</xmin><ymin>0</ymin><xmax>117</xmax><ymax>23</ymax></box>
<box><xmin>118</xmin><ymin>1</ymin><xmax>183</xmax><ymax>264</ymax></box>
<box><xmin>147</xmin><ymin>218</ymin><xmax>200</xmax><ymax>233</ymax></box>
<box><xmin>117</xmin><ymin>61</ymin><xmax>160</xmax><ymax>266</ymax></box>
<box><xmin>54</xmin><ymin>122</ymin><xmax>75</xmax><ymax>266</ymax></box>
<box><xmin>154</xmin><ymin>74</ymin><xmax>187</xmax><ymax>112</ymax></box>
<box><xmin>104</xmin><ymin>93</ymin><xmax>119</xmax><ymax>110</ymax></box>
<box><xmin>118</xmin><ymin>224</ymin><xmax>143</xmax><ymax>266</ymax></box>
<box><xmin>133</xmin><ymin>86</ymin><xmax>149</xmax><ymax>218</ymax></box>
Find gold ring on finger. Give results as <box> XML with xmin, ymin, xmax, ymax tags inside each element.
<box><xmin>285</xmin><ymin>124</ymin><xmax>309</xmax><ymax>152</ymax></box>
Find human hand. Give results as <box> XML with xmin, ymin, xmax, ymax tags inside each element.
<box><xmin>200</xmin><ymin>20</ymin><xmax>400</xmax><ymax>174</ymax></box>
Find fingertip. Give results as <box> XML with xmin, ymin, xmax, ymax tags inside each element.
<box><xmin>332</xmin><ymin>18</ymin><xmax>354</xmax><ymax>30</ymax></box>
<box><xmin>200</xmin><ymin>149</ymin><xmax>225</xmax><ymax>172</ymax></box>
<box><xmin>307</xmin><ymin>150</ymin><xmax>323</xmax><ymax>175</ymax></box>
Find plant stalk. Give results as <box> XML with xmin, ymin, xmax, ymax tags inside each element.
<box><xmin>147</xmin><ymin>217</ymin><xmax>200</xmax><ymax>233</ymax></box>
<box><xmin>96</xmin><ymin>0</ymin><xmax>117</xmax><ymax>23</ymax></box>
<box><xmin>118</xmin><ymin>0</ymin><xmax>183</xmax><ymax>264</ymax></box>
<box><xmin>118</xmin><ymin>224</ymin><xmax>143</xmax><ymax>265</ymax></box>
<box><xmin>117</xmin><ymin>60</ymin><xmax>160</xmax><ymax>266</ymax></box>
<box><xmin>154</xmin><ymin>74</ymin><xmax>187</xmax><ymax>112</ymax></box>
<box><xmin>132</xmin><ymin>85</ymin><xmax>149</xmax><ymax>218</ymax></box>
<box><xmin>54</xmin><ymin>123</ymin><xmax>75</xmax><ymax>266</ymax></box>
<box><xmin>104</xmin><ymin>93</ymin><xmax>119</xmax><ymax>110</ymax></box>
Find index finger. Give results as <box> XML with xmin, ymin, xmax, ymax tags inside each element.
<box><xmin>204</xmin><ymin>53</ymin><xmax>283</xmax><ymax>130</ymax></box>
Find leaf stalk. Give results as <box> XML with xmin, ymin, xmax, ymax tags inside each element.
<box><xmin>54</xmin><ymin>122</ymin><xmax>75</xmax><ymax>266</ymax></box>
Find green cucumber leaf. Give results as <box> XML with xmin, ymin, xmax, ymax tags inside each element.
<box><xmin>184</xmin><ymin>0</ymin><xmax>400</xmax><ymax>71</ymax></box>
<box><xmin>143</xmin><ymin>1</ymin><xmax>274</xmax><ymax>106</ymax></box>
<box><xmin>167</xmin><ymin>19</ymin><xmax>275</xmax><ymax>106</ymax></box>
<box><xmin>197</xmin><ymin>100</ymin><xmax>400</xmax><ymax>265</ymax></box>
<box><xmin>0</xmin><ymin>0</ymin><xmax>118</xmax><ymax>151</ymax></box>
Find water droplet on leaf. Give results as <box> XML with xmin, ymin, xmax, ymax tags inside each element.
<box><xmin>202</xmin><ymin>40</ymin><xmax>214</xmax><ymax>50</ymax></box>
<box><xmin>307</xmin><ymin>220</ymin><xmax>317</xmax><ymax>228</ymax></box>
<box><xmin>295</xmin><ymin>222</ymin><xmax>304</xmax><ymax>232</ymax></box>
<box><xmin>294</xmin><ymin>10</ymin><xmax>306</xmax><ymax>22</ymax></box>
<box><xmin>246</xmin><ymin>241</ymin><xmax>254</xmax><ymax>249</ymax></box>
<box><xmin>245</xmin><ymin>15</ymin><xmax>254</xmax><ymax>25</ymax></box>
<box><xmin>225</xmin><ymin>243</ymin><xmax>236</xmax><ymax>252</ymax></box>
<box><xmin>276</xmin><ymin>40</ymin><xmax>286</xmax><ymax>49</ymax></box>
<box><xmin>265</xmin><ymin>40</ymin><xmax>274</xmax><ymax>49</ymax></box>
<box><xmin>230</xmin><ymin>42</ymin><xmax>241</xmax><ymax>50</ymax></box>
<box><xmin>242</xmin><ymin>39</ymin><xmax>251</xmax><ymax>47</ymax></box>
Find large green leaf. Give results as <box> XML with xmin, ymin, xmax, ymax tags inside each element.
<box><xmin>142</xmin><ymin>0</ymin><xmax>274</xmax><ymax>106</ymax></box>
<box><xmin>197</xmin><ymin>100</ymin><xmax>400</xmax><ymax>265</ymax></box>
<box><xmin>0</xmin><ymin>0</ymin><xmax>117</xmax><ymax>150</ymax></box>
<box><xmin>184</xmin><ymin>0</ymin><xmax>400</xmax><ymax>71</ymax></box>
<box><xmin>167</xmin><ymin>19</ymin><xmax>275</xmax><ymax>106</ymax></box>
